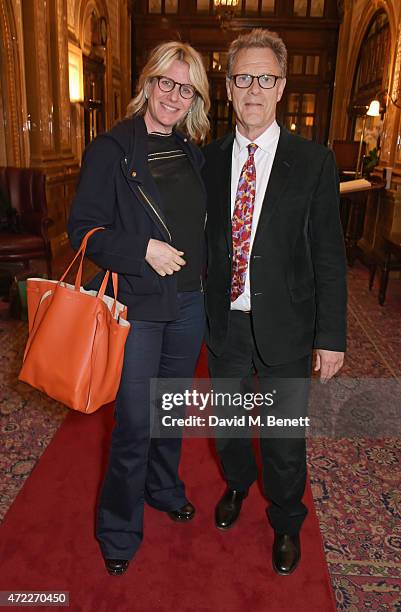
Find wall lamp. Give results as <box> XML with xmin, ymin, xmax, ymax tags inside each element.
<box><xmin>368</xmin><ymin>88</ymin><xmax>401</xmax><ymax>113</ymax></box>
<box><xmin>355</xmin><ymin>102</ymin><xmax>380</xmax><ymax>178</ymax></box>
<box><xmin>68</xmin><ymin>43</ymin><xmax>84</xmax><ymax>103</ymax></box>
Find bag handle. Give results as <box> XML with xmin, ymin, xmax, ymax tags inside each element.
<box><xmin>97</xmin><ymin>270</ymin><xmax>119</xmax><ymax>317</ymax></box>
<box><xmin>59</xmin><ymin>227</ymin><xmax>105</xmax><ymax>287</ymax></box>
<box><xmin>59</xmin><ymin>227</ymin><xmax>119</xmax><ymax>314</ymax></box>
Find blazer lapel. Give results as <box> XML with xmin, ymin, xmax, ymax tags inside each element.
<box><xmin>218</xmin><ymin>132</ymin><xmax>235</xmax><ymax>254</ymax></box>
<box><xmin>252</xmin><ymin>126</ymin><xmax>294</xmax><ymax>250</ymax></box>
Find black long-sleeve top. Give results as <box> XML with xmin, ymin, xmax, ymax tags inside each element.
<box><xmin>147</xmin><ymin>132</ymin><xmax>205</xmax><ymax>292</ymax></box>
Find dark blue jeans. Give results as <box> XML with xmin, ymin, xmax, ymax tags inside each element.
<box><xmin>96</xmin><ymin>291</ymin><xmax>205</xmax><ymax>560</ymax></box>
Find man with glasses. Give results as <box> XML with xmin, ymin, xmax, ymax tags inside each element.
<box><xmin>203</xmin><ymin>29</ymin><xmax>347</xmax><ymax>575</ymax></box>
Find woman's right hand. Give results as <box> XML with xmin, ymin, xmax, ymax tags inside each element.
<box><xmin>145</xmin><ymin>239</ymin><xmax>186</xmax><ymax>276</ymax></box>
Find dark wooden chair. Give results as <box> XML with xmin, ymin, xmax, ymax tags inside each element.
<box><xmin>0</xmin><ymin>167</ymin><xmax>53</xmax><ymax>278</ymax></box>
<box><xmin>369</xmin><ymin>233</ymin><xmax>401</xmax><ymax>305</ymax></box>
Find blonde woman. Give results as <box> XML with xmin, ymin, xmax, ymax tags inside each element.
<box><xmin>68</xmin><ymin>41</ymin><xmax>210</xmax><ymax>575</ymax></box>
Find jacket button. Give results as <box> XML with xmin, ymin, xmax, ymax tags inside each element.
<box><xmin>131</xmin><ymin>170</ymin><xmax>137</xmax><ymax>177</ymax></box>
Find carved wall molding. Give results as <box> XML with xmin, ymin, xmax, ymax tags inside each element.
<box><xmin>0</xmin><ymin>0</ymin><xmax>28</xmax><ymax>166</ymax></box>
<box><xmin>55</xmin><ymin>0</ymin><xmax>73</xmax><ymax>152</ymax></box>
<box><xmin>21</xmin><ymin>0</ymin><xmax>55</xmax><ymax>161</ymax></box>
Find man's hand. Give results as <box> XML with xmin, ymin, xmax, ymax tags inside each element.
<box><xmin>145</xmin><ymin>238</ymin><xmax>186</xmax><ymax>276</ymax></box>
<box><xmin>314</xmin><ymin>349</ymin><xmax>344</xmax><ymax>382</ymax></box>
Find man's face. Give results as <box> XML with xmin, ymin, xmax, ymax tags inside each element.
<box><xmin>227</xmin><ymin>47</ymin><xmax>286</xmax><ymax>137</ymax></box>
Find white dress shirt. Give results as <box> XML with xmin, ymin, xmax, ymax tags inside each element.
<box><xmin>230</xmin><ymin>120</ymin><xmax>280</xmax><ymax>311</ymax></box>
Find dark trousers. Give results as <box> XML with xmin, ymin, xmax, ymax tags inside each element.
<box><xmin>96</xmin><ymin>291</ymin><xmax>205</xmax><ymax>560</ymax></box>
<box><xmin>208</xmin><ymin>311</ymin><xmax>311</xmax><ymax>535</ymax></box>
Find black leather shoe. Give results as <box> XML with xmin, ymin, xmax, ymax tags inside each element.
<box><xmin>167</xmin><ymin>502</ymin><xmax>195</xmax><ymax>522</ymax></box>
<box><xmin>104</xmin><ymin>558</ymin><xmax>130</xmax><ymax>576</ymax></box>
<box><xmin>272</xmin><ymin>532</ymin><xmax>301</xmax><ymax>575</ymax></box>
<box><xmin>215</xmin><ymin>488</ymin><xmax>248</xmax><ymax>530</ymax></box>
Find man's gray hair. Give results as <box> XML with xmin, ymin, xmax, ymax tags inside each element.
<box><xmin>227</xmin><ymin>28</ymin><xmax>287</xmax><ymax>78</ymax></box>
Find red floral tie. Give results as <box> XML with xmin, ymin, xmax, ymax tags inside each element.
<box><xmin>231</xmin><ymin>143</ymin><xmax>258</xmax><ymax>302</ymax></box>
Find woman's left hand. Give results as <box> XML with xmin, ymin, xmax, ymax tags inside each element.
<box><xmin>145</xmin><ymin>238</ymin><xmax>186</xmax><ymax>276</ymax></box>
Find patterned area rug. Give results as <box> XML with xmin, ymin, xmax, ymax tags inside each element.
<box><xmin>0</xmin><ymin>260</ymin><xmax>400</xmax><ymax>610</ymax></box>
<box><xmin>309</xmin><ymin>264</ymin><xmax>401</xmax><ymax>611</ymax></box>
<box><xmin>0</xmin><ymin>248</ymin><xmax>97</xmax><ymax>520</ymax></box>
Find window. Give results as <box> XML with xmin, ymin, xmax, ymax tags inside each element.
<box><xmin>293</xmin><ymin>0</ymin><xmax>325</xmax><ymax>17</ymax></box>
<box><xmin>287</xmin><ymin>93</ymin><xmax>301</xmax><ymax>114</ymax></box>
<box><xmin>261</xmin><ymin>0</ymin><xmax>275</xmax><ymax>14</ymax></box>
<box><xmin>148</xmin><ymin>0</ymin><xmax>177</xmax><ymax>14</ymax></box>
<box><xmin>284</xmin><ymin>93</ymin><xmax>316</xmax><ymax>140</ymax></box>
<box><xmin>201</xmin><ymin>53</ymin><xmax>210</xmax><ymax>71</ymax></box>
<box><xmin>293</xmin><ymin>0</ymin><xmax>307</xmax><ymax>16</ymax></box>
<box><xmin>289</xmin><ymin>56</ymin><xmax>303</xmax><ymax>75</ymax></box>
<box><xmin>300</xmin><ymin>115</ymin><xmax>314</xmax><ymax>139</ymax></box>
<box><xmin>305</xmin><ymin>55</ymin><xmax>320</xmax><ymax>75</ymax></box>
<box><xmin>289</xmin><ymin>55</ymin><xmax>320</xmax><ymax>76</ymax></box>
<box><xmin>349</xmin><ymin>11</ymin><xmax>390</xmax><ymax>143</ymax></box>
<box><xmin>148</xmin><ymin>0</ymin><xmax>161</xmax><ymax>12</ymax></box>
<box><xmin>229</xmin><ymin>0</ymin><xmax>276</xmax><ymax>16</ymax></box>
<box><xmin>197</xmin><ymin>0</ymin><xmax>210</xmax><ymax>13</ymax></box>
<box><xmin>212</xmin><ymin>52</ymin><xmax>227</xmax><ymax>72</ymax></box>
<box><xmin>245</xmin><ymin>0</ymin><xmax>259</xmax><ymax>13</ymax></box>
<box><xmin>310</xmin><ymin>0</ymin><xmax>324</xmax><ymax>17</ymax></box>
<box><xmin>211</xmin><ymin>85</ymin><xmax>234</xmax><ymax>139</ymax></box>
<box><xmin>165</xmin><ymin>0</ymin><xmax>178</xmax><ymax>12</ymax></box>
<box><xmin>302</xmin><ymin>93</ymin><xmax>316</xmax><ymax>114</ymax></box>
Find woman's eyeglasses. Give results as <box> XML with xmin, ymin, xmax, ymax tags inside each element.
<box><xmin>156</xmin><ymin>76</ymin><xmax>197</xmax><ymax>100</ymax></box>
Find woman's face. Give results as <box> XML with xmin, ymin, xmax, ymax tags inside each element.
<box><xmin>144</xmin><ymin>59</ymin><xmax>194</xmax><ymax>134</ymax></box>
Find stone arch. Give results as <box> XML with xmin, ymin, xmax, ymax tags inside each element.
<box><xmin>76</xmin><ymin>0</ymin><xmax>112</xmax><ymax>129</ymax></box>
<box><xmin>78</xmin><ymin>0</ymin><xmax>110</xmax><ymax>55</ymax></box>
<box><xmin>343</xmin><ymin>1</ymin><xmax>397</xmax><ymax>126</ymax></box>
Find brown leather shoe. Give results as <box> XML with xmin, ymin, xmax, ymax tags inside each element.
<box><xmin>215</xmin><ymin>488</ymin><xmax>248</xmax><ymax>530</ymax></box>
<box><xmin>104</xmin><ymin>558</ymin><xmax>130</xmax><ymax>576</ymax></box>
<box><xmin>167</xmin><ymin>502</ymin><xmax>195</xmax><ymax>522</ymax></box>
<box><xmin>272</xmin><ymin>532</ymin><xmax>301</xmax><ymax>575</ymax></box>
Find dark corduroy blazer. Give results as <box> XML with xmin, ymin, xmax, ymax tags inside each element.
<box><xmin>68</xmin><ymin>115</ymin><xmax>206</xmax><ymax>321</ymax></box>
<box><xmin>202</xmin><ymin>126</ymin><xmax>347</xmax><ymax>365</ymax></box>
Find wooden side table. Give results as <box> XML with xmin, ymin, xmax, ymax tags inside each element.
<box><xmin>339</xmin><ymin>180</ymin><xmax>385</xmax><ymax>266</ymax></box>
<box><xmin>370</xmin><ymin>233</ymin><xmax>401</xmax><ymax>305</ymax></box>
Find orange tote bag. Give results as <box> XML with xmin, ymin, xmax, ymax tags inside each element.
<box><xmin>19</xmin><ymin>227</ymin><xmax>131</xmax><ymax>413</ymax></box>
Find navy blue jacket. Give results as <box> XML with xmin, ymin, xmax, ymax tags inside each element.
<box><xmin>68</xmin><ymin>115</ymin><xmax>206</xmax><ymax>320</ymax></box>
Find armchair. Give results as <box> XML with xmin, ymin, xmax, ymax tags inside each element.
<box><xmin>0</xmin><ymin>167</ymin><xmax>53</xmax><ymax>278</ymax></box>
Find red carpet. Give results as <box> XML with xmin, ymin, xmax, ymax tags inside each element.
<box><xmin>0</xmin><ymin>347</ymin><xmax>335</xmax><ymax>612</ymax></box>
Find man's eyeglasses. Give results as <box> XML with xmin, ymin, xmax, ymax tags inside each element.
<box><xmin>155</xmin><ymin>76</ymin><xmax>197</xmax><ymax>99</ymax></box>
<box><xmin>229</xmin><ymin>74</ymin><xmax>282</xmax><ymax>90</ymax></box>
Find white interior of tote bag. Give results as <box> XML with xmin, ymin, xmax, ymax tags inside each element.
<box><xmin>29</xmin><ymin>278</ymin><xmax>130</xmax><ymax>325</ymax></box>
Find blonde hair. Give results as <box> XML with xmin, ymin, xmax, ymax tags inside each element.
<box><xmin>126</xmin><ymin>41</ymin><xmax>210</xmax><ymax>142</ymax></box>
<box><xmin>227</xmin><ymin>29</ymin><xmax>287</xmax><ymax>78</ymax></box>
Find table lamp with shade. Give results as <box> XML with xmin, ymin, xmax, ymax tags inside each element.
<box><xmin>355</xmin><ymin>100</ymin><xmax>381</xmax><ymax>178</ymax></box>
<box><xmin>356</xmin><ymin>87</ymin><xmax>401</xmax><ymax>175</ymax></box>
